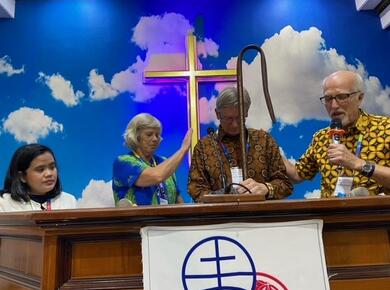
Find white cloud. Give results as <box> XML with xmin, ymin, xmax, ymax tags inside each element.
<box><xmin>88</xmin><ymin>69</ymin><xmax>118</xmax><ymax>101</ymax></box>
<box><xmin>304</xmin><ymin>189</ymin><xmax>321</xmax><ymax>199</ymax></box>
<box><xmin>0</xmin><ymin>55</ymin><xmax>24</xmax><ymax>76</ymax></box>
<box><xmin>87</xmin><ymin>57</ymin><xmax>161</xmax><ymax>103</ymax></box>
<box><xmin>200</xmin><ymin>25</ymin><xmax>389</xmax><ymax>129</ymax></box>
<box><xmin>89</xmin><ymin>13</ymin><xmax>221</xmax><ymax>102</ymax></box>
<box><xmin>146</xmin><ymin>53</ymin><xmax>186</xmax><ymax>71</ymax></box>
<box><xmin>111</xmin><ymin>56</ymin><xmax>162</xmax><ymax>102</ymax></box>
<box><xmin>2</xmin><ymin>107</ymin><xmax>63</xmax><ymax>143</ymax></box>
<box><xmin>279</xmin><ymin>146</ymin><xmax>296</xmax><ymax>164</ymax></box>
<box><xmin>197</xmin><ymin>38</ymin><xmax>219</xmax><ymax>58</ymax></box>
<box><xmin>362</xmin><ymin>74</ymin><xmax>390</xmax><ymax>113</ymax></box>
<box><xmin>77</xmin><ymin>179</ymin><xmax>115</xmax><ymax>208</ymax></box>
<box><xmin>199</xmin><ymin>95</ymin><xmax>217</xmax><ymax>124</ymax></box>
<box><xmin>38</xmin><ymin>72</ymin><xmax>85</xmax><ymax>107</ymax></box>
<box><xmin>132</xmin><ymin>12</ymin><xmax>194</xmax><ymax>53</ymax></box>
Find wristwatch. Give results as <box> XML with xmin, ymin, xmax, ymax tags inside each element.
<box><xmin>264</xmin><ymin>182</ymin><xmax>274</xmax><ymax>199</ymax></box>
<box><xmin>361</xmin><ymin>161</ymin><xmax>375</xmax><ymax>178</ymax></box>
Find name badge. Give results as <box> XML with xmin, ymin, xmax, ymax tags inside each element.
<box><xmin>158</xmin><ymin>185</ymin><xmax>168</xmax><ymax>205</ymax></box>
<box><xmin>333</xmin><ymin>177</ymin><xmax>353</xmax><ymax>197</ymax></box>
<box><xmin>231</xmin><ymin>167</ymin><xmax>243</xmax><ymax>187</ymax></box>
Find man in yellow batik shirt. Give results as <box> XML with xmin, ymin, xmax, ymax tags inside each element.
<box><xmin>283</xmin><ymin>70</ymin><xmax>389</xmax><ymax>197</ymax></box>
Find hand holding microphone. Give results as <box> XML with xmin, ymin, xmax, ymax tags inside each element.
<box><xmin>327</xmin><ymin>119</ymin><xmax>361</xmax><ymax>170</ymax></box>
<box><xmin>328</xmin><ymin>119</ymin><xmax>345</xmax><ymax>144</ymax></box>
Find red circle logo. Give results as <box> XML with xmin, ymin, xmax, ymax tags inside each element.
<box><xmin>256</xmin><ymin>272</ymin><xmax>289</xmax><ymax>290</ymax></box>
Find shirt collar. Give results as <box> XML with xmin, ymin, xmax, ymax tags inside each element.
<box><xmin>216</xmin><ymin>126</ymin><xmax>248</xmax><ymax>142</ymax></box>
<box><xmin>346</xmin><ymin>109</ymin><xmax>367</xmax><ymax>135</ymax></box>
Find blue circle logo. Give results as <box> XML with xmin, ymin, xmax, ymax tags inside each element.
<box><xmin>182</xmin><ymin>236</ymin><xmax>256</xmax><ymax>290</ymax></box>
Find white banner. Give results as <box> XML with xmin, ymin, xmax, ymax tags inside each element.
<box><xmin>141</xmin><ymin>219</ymin><xmax>330</xmax><ymax>290</ymax></box>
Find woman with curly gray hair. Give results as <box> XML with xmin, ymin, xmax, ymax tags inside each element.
<box><xmin>113</xmin><ymin>113</ymin><xmax>192</xmax><ymax>206</ymax></box>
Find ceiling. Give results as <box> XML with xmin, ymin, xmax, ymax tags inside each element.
<box><xmin>0</xmin><ymin>0</ymin><xmax>14</xmax><ymax>18</ymax></box>
<box><xmin>356</xmin><ymin>0</ymin><xmax>390</xmax><ymax>29</ymax></box>
<box><xmin>0</xmin><ymin>0</ymin><xmax>389</xmax><ymax>29</ymax></box>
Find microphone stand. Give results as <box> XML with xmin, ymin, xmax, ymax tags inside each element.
<box><xmin>236</xmin><ymin>45</ymin><xmax>276</xmax><ymax>180</ymax></box>
<box><xmin>207</xmin><ymin>128</ymin><xmax>228</xmax><ymax>192</ymax></box>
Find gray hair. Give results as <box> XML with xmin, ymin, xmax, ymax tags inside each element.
<box><xmin>322</xmin><ymin>71</ymin><xmax>365</xmax><ymax>93</ymax></box>
<box><xmin>216</xmin><ymin>87</ymin><xmax>251</xmax><ymax>114</ymax></box>
<box><xmin>123</xmin><ymin>113</ymin><xmax>162</xmax><ymax>150</ymax></box>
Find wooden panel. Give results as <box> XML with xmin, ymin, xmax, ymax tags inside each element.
<box><xmin>0</xmin><ymin>196</ymin><xmax>390</xmax><ymax>289</ymax></box>
<box><xmin>330</xmin><ymin>277</ymin><xmax>390</xmax><ymax>290</ymax></box>
<box><xmin>60</xmin><ymin>276</ymin><xmax>143</xmax><ymax>290</ymax></box>
<box><xmin>0</xmin><ymin>277</ymin><xmax>35</xmax><ymax>290</ymax></box>
<box><xmin>0</xmin><ymin>267</ymin><xmax>40</xmax><ymax>290</ymax></box>
<box><xmin>70</xmin><ymin>238</ymin><xmax>142</xmax><ymax>278</ymax></box>
<box><xmin>0</xmin><ymin>237</ymin><xmax>42</xmax><ymax>276</ymax></box>
<box><xmin>41</xmin><ymin>235</ymin><xmax>60</xmax><ymax>290</ymax></box>
<box><xmin>200</xmin><ymin>193</ymin><xmax>265</xmax><ymax>203</ymax></box>
<box><xmin>324</xmin><ymin>229</ymin><xmax>390</xmax><ymax>266</ymax></box>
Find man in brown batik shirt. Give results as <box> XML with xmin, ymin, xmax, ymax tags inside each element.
<box><xmin>188</xmin><ymin>87</ymin><xmax>293</xmax><ymax>202</ymax></box>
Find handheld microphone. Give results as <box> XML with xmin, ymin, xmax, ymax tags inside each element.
<box><xmin>207</xmin><ymin>127</ymin><xmax>228</xmax><ymax>193</ymax></box>
<box><xmin>328</xmin><ymin>119</ymin><xmax>346</xmax><ymax>174</ymax></box>
<box><xmin>328</xmin><ymin>119</ymin><xmax>345</xmax><ymax>144</ymax></box>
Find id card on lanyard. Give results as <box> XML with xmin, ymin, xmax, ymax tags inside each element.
<box><xmin>220</xmin><ymin>140</ymin><xmax>249</xmax><ymax>188</ymax></box>
<box><xmin>231</xmin><ymin>167</ymin><xmax>243</xmax><ymax>187</ymax></box>
<box><xmin>151</xmin><ymin>158</ymin><xmax>168</xmax><ymax>205</ymax></box>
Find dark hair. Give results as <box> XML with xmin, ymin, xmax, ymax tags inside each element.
<box><xmin>0</xmin><ymin>144</ymin><xmax>62</xmax><ymax>202</ymax></box>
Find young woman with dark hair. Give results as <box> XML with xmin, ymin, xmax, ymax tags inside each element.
<box><xmin>0</xmin><ymin>144</ymin><xmax>77</xmax><ymax>211</ymax></box>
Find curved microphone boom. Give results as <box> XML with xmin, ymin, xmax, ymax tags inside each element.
<box><xmin>236</xmin><ymin>45</ymin><xmax>276</xmax><ymax>180</ymax></box>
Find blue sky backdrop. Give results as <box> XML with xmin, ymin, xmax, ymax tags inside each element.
<box><xmin>0</xmin><ymin>0</ymin><xmax>389</xmax><ymax>206</ymax></box>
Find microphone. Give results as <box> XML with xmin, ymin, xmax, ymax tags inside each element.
<box><xmin>328</xmin><ymin>119</ymin><xmax>346</xmax><ymax>174</ymax></box>
<box><xmin>117</xmin><ymin>198</ymin><xmax>136</xmax><ymax>207</ymax></box>
<box><xmin>328</xmin><ymin>119</ymin><xmax>345</xmax><ymax>144</ymax></box>
<box><xmin>207</xmin><ymin>127</ymin><xmax>228</xmax><ymax>193</ymax></box>
<box><xmin>350</xmin><ymin>187</ymin><xmax>369</xmax><ymax>197</ymax></box>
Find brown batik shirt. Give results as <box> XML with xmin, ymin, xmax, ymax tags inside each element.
<box><xmin>188</xmin><ymin>127</ymin><xmax>293</xmax><ymax>201</ymax></box>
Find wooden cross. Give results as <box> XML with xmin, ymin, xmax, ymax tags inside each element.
<box><xmin>144</xmin><ymin>34</ymin><xmax>236</xmax><ymax>151</ymax></box>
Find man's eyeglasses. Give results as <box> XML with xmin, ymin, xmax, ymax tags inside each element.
<box><xmin>320</xmin><ymin>91</ymin><xmax>360</xmax><ymax>105</ymax></box>
<box><xmin>220</xmin><ymin>116</ymin><xmax>241</xmax><ymax>123</ymax></box>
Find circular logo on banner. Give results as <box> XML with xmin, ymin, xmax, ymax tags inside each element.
<box><xmin>182</xmin><ymin>236</ymin><xmax>256</xmax><ymax>289</ymax></box>
<box><xmin>181</xmin><ymin>236</ymin><xmax>288</xmax><ymax>290</ymax></box>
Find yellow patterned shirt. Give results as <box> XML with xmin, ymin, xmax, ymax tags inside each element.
<box><xmin>296</xmin><ymin>110</ymin><xmax>390</xmax><ymax>198</ymax></box>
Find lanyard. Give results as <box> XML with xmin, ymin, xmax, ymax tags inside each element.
<box><xmin>219</xmin><ymin>142</ymin><xmax>250</xmax><ymax>167</ymax></box>
<box><xmin>151</xmin><ymin>158</ymin><xmax>168</xmax><ymax>204</ymax></box>
<box><xmin>355</xmin><ymin>134</ymin><xmax>363</xmax><ymax>157</ymax></box>
<box><xmin>30</xmin><ymin>198</ymin><xmax>51</xmax><ymax>211</ymax></box>
<box><xmin>133</xmin><ymin>152</ymin><xmax>168</xmax><ymax>204</ymax></box>
<box><xmin>348</xmin><ymin>134</ymin><xmax>364</xmax><ymax>190</ymax></box>
<box><xmin>46</xmin><ymin>199</ymin><xmax>51</xmax><ymax>210</ymax></box>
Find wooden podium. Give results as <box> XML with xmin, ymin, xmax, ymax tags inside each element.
<box><xmin>0</xmin><ymin>196</ymin><xmax>389</xmax><ymax>290</ymax></box>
